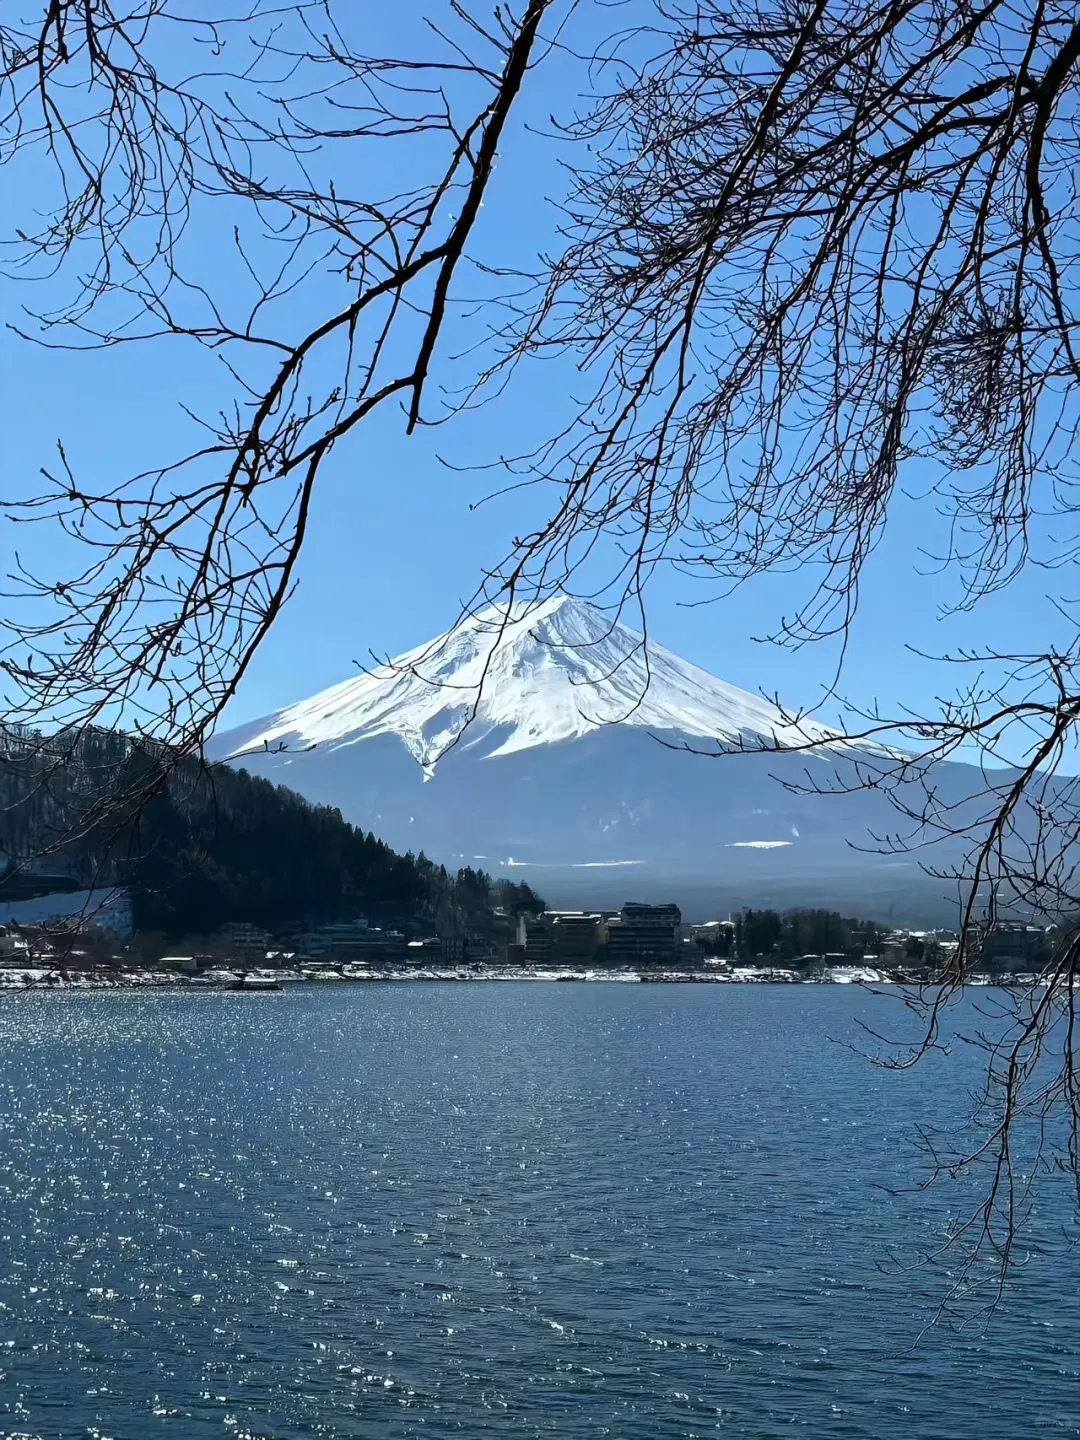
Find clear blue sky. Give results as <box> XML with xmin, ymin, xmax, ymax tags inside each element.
<box><xmin>0</xmin><ymin>2</ymin><xmax>1067</xmax><ymax>739</ymax></box>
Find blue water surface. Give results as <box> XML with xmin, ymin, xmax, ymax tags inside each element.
<box><xmin>0</xmin><ymin>985</ymin><xmax>1075</xmax><ymax>1438</ymax></box>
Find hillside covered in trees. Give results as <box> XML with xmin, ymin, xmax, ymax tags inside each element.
<box><xmin>0</xmin><ymin>728</ymin><xmax>541</xmax><ymax>941</ymax></box>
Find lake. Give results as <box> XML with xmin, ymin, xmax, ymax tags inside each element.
<box><xmin>0</xmin><ymin>986</ymin><xmax>1075</xmax><ymax>1438</ymax></box>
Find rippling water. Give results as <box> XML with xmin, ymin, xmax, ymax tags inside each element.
<box><xmin>0</xmin><ymin>986</ymin><xmax>1076</xmax><ymax>1438</ymax></box>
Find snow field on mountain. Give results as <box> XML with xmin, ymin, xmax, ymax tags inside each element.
<box><xmin>227</xmin><ymin>595</ymin><xmax>857</xmax><ymax>770</ymax></box>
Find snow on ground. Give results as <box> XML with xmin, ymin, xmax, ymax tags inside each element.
<box><xmin>824</xmin><ymin>966</ymin><xmax>888</xmax><ymax>984</ymax></box>
<box><xmin>0</xmin><ymin>887</ymin><xmax>132</xmax><ymax>937</ymax></box>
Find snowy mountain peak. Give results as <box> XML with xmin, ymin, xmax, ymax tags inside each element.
<box><xmin>220</xmin><ymin>594</ymin><xmax>856</xmax><ymax>772</ymax></box>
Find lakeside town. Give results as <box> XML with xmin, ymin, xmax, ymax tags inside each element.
<box><xmin>0</xmin><ymin>894</ymin><xmax>1057</xmax><ymax>991</ymax></box>
<box><xmin>0</xmin><ymin>733</ymin><xmax>1060</xmax><ymax>993</ymax></box>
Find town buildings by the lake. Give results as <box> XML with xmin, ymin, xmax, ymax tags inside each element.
<box><xmin>0</xmin><ymin>890</ymin><xmax>1057</xmax><ymax>989</ymax></box>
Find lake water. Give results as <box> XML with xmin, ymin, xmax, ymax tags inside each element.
<box><xmin>0</xmin><ymin>986</ymin><xmax>1076</xmax><ymax>1438</ymax></box>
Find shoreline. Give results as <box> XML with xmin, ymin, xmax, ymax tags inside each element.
<box><xmin>0</xmin><ymin>964</ymin><xmax>1046</xmax><ymax>990</ymax></box>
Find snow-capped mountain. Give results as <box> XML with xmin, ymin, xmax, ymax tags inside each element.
<box><xmin>218</xmin><ymin>595</ymin><xmax>866</xmax><ymax>767</ymax></box>
<box><xmin>210</xmin><ymin>596</ymin><xmax>976</xmax><ymax>923</ymax></box>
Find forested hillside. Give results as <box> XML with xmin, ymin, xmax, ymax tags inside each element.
<box><xmin>0</xmin><ymin>728</ymin><xmax>540</xmax><ymax>940</ymax></box>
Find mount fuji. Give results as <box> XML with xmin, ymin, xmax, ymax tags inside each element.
<box><xmin>210</xmin><ymin>596</ymin><xmax>977</xmax><ymax>922</ymax></box>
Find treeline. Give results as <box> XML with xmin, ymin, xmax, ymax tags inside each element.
<box><xmin>700</xmin><ymin>908</ymin><xmax>886</xmax><ymax>961</ymax></box>
<box><xmin>0</xmin><ymin>728</ymin><xmax>542</xmax><ymax>941</ymax></box>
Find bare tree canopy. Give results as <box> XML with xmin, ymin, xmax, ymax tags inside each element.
<box><xmin>491</xmin><ymin>0</ymin><xmax>1080</xmax><ymax>628</ymax></box>
<box><xmin>1</xmin><ymin>0</ymin><xmax>560</xmax><ymax>745</ymax></box>
<box><xmin>481</xmin><ymin>0</ymin><xmax>1080</xmax><ymax>1314</ymax></box>
<box><xmin>6</xmin><ymin>0</ymin><xmax>1080</xmax><ymax>766</ymax></box>
<box><xmin>2</xmin><ymin>0</ymin><xmax>1080</xmax><ymax>1316</ymax></box>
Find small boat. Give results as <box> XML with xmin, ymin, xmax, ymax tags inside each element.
<box><xmin>228</xmin><ymin>974</ymin><xmax>282</xmax><ymax>992</ymax></box>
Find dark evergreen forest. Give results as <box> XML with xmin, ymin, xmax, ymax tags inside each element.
<box><xmin>0</xmin><ymin>728</ymin><xmax>541</xmax><ymax>940</ymax></box>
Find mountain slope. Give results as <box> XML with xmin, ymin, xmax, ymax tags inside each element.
<box><xmin>211</xmin><ymin>596</ymin><xmax>981</xmax><ymax>922</ymax></box>
<box><xmin>0</xmin><ymin>729</ymin><xmax>514</xmax><ymax>942</ymax></box>
<box><xmin>219</xmin><ymin>596</ymin><xmax>879</xmax><ymax>764</ymax></box>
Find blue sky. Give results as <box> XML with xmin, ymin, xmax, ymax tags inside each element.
<box><xmin>0</xmin><ymin>1</ymin><xmax>1067</xmax><ymax>739</ymax></box>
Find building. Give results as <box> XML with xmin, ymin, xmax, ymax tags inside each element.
<box><xmin>441</xmin><ymin>935</ymin><xmax>463</xmax><ymax>964</ymax></box>
<box><xmin>0</xmin><ymin>886</ymin><xmax>133</xmax><ymax>944</ymax></box>
<box><xmin>218</xmin><ymin>922</ymin><xmax>271</xmax><ymax>964</ymax></box>
<box><xmin>551</xmin><ymin>912</ymin><xmax>605</xmax><ymax>966</ymax></box>
<box><xmin>690</xmin><ymin>919</ymin><xmax>735</xmax><ymax>956</ymax></box>
<box><xmin>520</xmin><ymin>917</ymin><xmax>553</xmax><ymax>963</ymax></box>
<box><xmin>606</xmin><ymin>903</ymin><xmax>682</xmax><ymax>966</ymax></box>
<box><xmin>162</xmin><ymin>955</ymin><xmax>204</xmax><ymax>973</ymax></box>
<box><xmin>441</xmin><ymin>934</ymin><xmax>499</xmax><ymax>965</ymax></box>
<box><xmin>0</xmin><ymin>925</ymin><xmax>29</xmax><ymax>967</ymax></box>
<box><xmin>516</xmin><ymin>907</ymin><xmax>681</xmax><ymax>966</ymax></box>
<box><xmin>516</xmin><ymin>910</ymin><xmax>617</xmax><ymax>965</ymax></box>
<box><xmin>978</xmin><ymin>923</ymin><xmax>1052</xmax><ymax>973</ymax></box>
<box><xmin>406</xmin><ymin>936</ymin><xmax>443</xmax><ymax>963</ymax></box>
<box><xmin>300</xmin><ymin>920</ymin><xmax>406</xmax><ymax>963</ymax></box>
<box><xmin>264</xmin><ymin>948</ymin><xmax>298</xmax><ymax>969</ymax></box>
<box><xmin>690</xmin><ymin>918</ymin><xmax>734</xmax><ymax>940</ymax></box>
